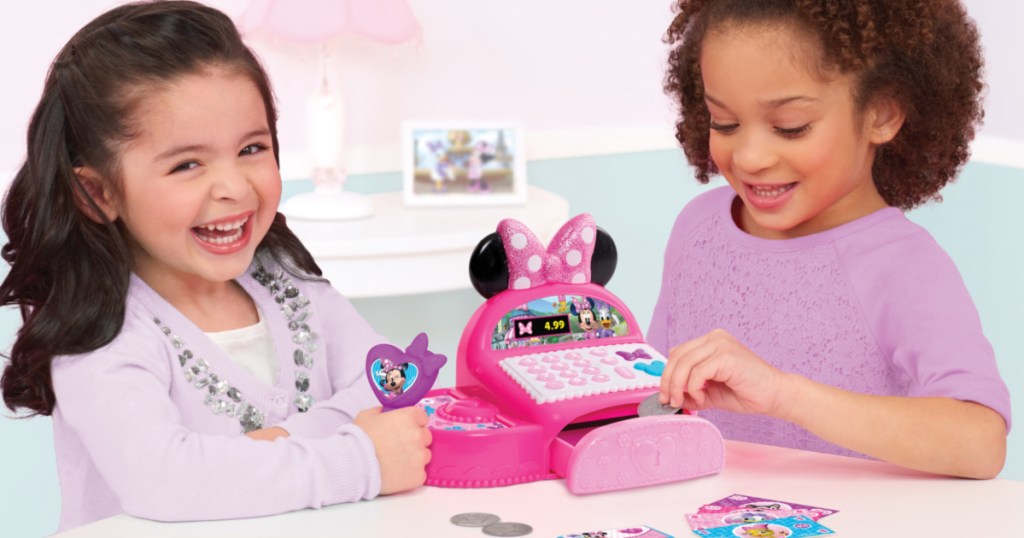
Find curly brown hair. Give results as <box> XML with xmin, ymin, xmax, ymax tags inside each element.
<box><xmin>663</xmin><ymin>0</ymin><xmax>984</xmax><ymax>210</ymax></box>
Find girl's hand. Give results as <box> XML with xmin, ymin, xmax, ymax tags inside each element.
<box><xmin>354</xmin><ymin>406</ymin><xmax>432</xmax><ymax>495</ymax></box>
<box><xmin>659</xmin><ymin>328</ymin><xmax>790</xmax><ymax>417</ymax></box>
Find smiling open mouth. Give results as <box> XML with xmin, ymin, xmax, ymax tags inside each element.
<box><xmin>193</xmin><ymin>216</ymin><xmax>249</xmax><ymax>245</ymax></box>
<box><xmin>749</xmin><ymin>183</ymin><xmax>796</xmax><ymax>198</ymax></box>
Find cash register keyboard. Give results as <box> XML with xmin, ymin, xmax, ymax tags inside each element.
<box><xmin>499</xmin><ymin>342</ymin><xmax>666</xmax><ymax>404</ymax></box>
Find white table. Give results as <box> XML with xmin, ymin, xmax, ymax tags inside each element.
<box><xmin>56</xmin><ymin>440</ymin><xmax>1024</xmax><ymax>537</ymax></box>
<box><xmin>285</xmin><ymin>186</ymin><xmax>570</xmax><ymax>298</ymax></box>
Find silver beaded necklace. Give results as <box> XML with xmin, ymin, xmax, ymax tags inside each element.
<box><xmin>154</xmin><ymin>264</ymin><xmax>319</xmax><ymax>433</ymax></box>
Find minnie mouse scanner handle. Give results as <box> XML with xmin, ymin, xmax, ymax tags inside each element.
<box><xmin>366</xmin><ymin>333</ymin><xmax>447</xmax><ymax>411</ymax></box>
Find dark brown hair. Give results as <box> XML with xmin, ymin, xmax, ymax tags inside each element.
<box><xmin>664</xmin><ymin>0</ymin><xmax>985</xmax><ymax>210</ymax></box>
<box><xmin>1</xmin><ymin>1</ymin><xmax>321</xmax><ymax>416</ymax></box>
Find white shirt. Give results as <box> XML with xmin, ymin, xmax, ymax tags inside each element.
<box><xmin>205</xmin><ymin>309</ymin><xmax>279</xmax><ymax>385</ymax></box>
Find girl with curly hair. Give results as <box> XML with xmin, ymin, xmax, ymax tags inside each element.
<box><xmin>650</xmin><ymin>0</ymin><xmax>1009</xmax><ymax>478</ymax></box>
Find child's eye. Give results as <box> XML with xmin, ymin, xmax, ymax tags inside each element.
<box><xmin>170</xmin><ymin>161</ymin><xmax>199</xmax><ymax>174</ymax></box>
<box><xmin>709</xmin><ymin>121</ymin><xmax>738</xmax><ymax>135</ymax></box>
<box><xmin>775</xmin><ymin>124</ymin><xmax>811</xmax><ymax>138</ymax></box>
<box><xmin>240</xmin><ymin>143</ymin><xmax>268</xmax><ymax>156</ymax></box>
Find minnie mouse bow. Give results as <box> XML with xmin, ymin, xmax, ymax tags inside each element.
<box><xmin>498</xmin><ymin>213</ymin><xmax>597</xmax><ymax>290</ymax></box>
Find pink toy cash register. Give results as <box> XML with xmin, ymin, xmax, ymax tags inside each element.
<box><xmin>420</xmin><ymin>214</ymin><xmax>724</xmax><ymax>494</ymax></box>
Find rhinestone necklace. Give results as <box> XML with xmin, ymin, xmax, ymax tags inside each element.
<box><xmin>154</xmin><ymin>264</ymin><xmax>319</xmax><ymax>433</ymax></box>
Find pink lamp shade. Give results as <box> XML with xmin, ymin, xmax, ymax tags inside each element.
<box><xmin>238</xmin><ymin>0</ymin><xmax>422</xmax><ymax>44</ymax></box>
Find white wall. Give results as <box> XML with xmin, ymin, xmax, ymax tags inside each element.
<box><xmin>2</xmin><ymin>0</ymin><xmax>1020</xmax><ymax>184</ymax></box>
<box><xmin>968</xmin><ymin>2</ymin><xmax>1024</xmax><ymax>153</ymax></box>
<box><xmin>0</xmin><ymin>0</ymin><xmax>678</xmax><ymax>182</ymax></box>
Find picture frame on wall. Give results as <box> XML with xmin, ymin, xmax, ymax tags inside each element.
<box><xmin>402</xmin><ymin>121</ymin><xmax>527</xmax><ymax>207</ymax></box>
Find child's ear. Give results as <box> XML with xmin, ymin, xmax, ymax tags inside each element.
<box><xmin>867</xmin><ymin>96</ymin><xmax>907</xmax><ymax>145</ymax></box>
<box><xmin>73</xmin><ymin>167</ymin><xmax>118</xmax><ymax>223</ymax></box>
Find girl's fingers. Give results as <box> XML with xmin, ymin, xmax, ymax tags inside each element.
<box><xmin>686</xmin><ymin>355</ymin><xmax>728</xmax><ymax>408</ymax></box>
<box><xmin>660</xmin><ymin>348</ymin><xmax>686</xmax><ymax>403</ymax></box>
<box><xmin>667</xmin><ymin>332</ymin><xmax>714</xmax><ymax>366</ymax></box>
<box><xmin>392</xmin><ymin>406</ymin><xmax>427</xmax><ymax>426</ymax></box>
<box><xmin>659</xmin><ymin>361</ymin><xmax>675</xmax><ymax>403</ymax></box>
<box><xmin>412</xmin><ymin>406</ymin><xmax>429</xmax><ymax>426</ymax></box>
<box><xmin>660</xmin><ymin>333</ymin><xmax>712</xmax><ymax>401</ymax></box>
<box><xmin>681</xmin><ymin>392</ymin><xmax>704</xmax><ymax>410</ymax></box>
<box><xmin>665</xmin><ymin>340</ymin><xmax>718</xmax><ymax>408</ymax></box>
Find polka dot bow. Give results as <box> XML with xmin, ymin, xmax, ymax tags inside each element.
<box><xmin>375</xmin><ymin>358</ymin><xmax>396</xmax><ymax>379</ymax></box>
<box><xmin>498</xmin><ymin>213</ymin><xmax>597</xmax><ymax>290</ymax></box>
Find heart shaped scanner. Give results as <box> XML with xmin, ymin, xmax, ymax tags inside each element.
<box><xmin>416</xmin><ymin>214</ymin><xmax>724</xmax><ymax>494</ymax></box>
<box><xmin>366</xmin><ymin>332</ymin><xmax>447</xmax><ymax>411</ymax></box>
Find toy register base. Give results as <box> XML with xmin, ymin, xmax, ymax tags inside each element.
<box><xmin>421</xmin><ymin>282</ymin><xmax>724</xmax><ymax>494</ymax></box>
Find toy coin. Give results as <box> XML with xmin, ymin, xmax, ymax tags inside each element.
<box><xmin>450</xmin><ymin>512</ymin><xmax>501</xmax><ymax>527</ymax></box>
<box><xmin>483</xmin><ymin>521</ymin><xmax>533</xmax><ymax>536</ymax></box>
<box><xmin>637</xmin><ymin>392</ymin><xmax>681</xmax><ymax>417</ymax></box>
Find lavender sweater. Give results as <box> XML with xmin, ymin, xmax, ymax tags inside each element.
<box><xmin>50</xmin><ymin>258</ymin><xmax>386</xmax><ymax>531</ymax></box>
<box><xmin>647</xmin><ymin>187</ymin><xmax>1011</xmax><ymax>457</ymax></box>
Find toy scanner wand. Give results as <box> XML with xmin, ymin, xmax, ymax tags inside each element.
<box><xmin>366</xmin><ymin>332</ymin><xmax>447</xmax><ymax>411</ymax></box>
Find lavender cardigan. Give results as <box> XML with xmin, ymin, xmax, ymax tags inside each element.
<box><xmin>50</xmin><ymin>258</ymin><xmax>386</xmax><ymax>531</ymax></box>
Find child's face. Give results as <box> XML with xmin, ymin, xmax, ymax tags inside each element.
<box><xmin>700</xmin><ymin>24</ymin><xmax>890</xmax><ymax>239</ymax></box>
<box><xmin>109</xmin><ymin>68</ymin><xmax>281</xmax><ymax>294</ymax></box>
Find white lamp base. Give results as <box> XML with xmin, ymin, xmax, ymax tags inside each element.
<box><xmin>281</xmin><ymin>189</ymin><xmax>374</xmax><ymax>221</ymax></box>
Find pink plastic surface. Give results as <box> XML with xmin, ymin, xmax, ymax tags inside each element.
<box><xmin>425</xmin><ymin>282</ymin><xmax>725</xmax><ymax>492</ymax></box>
<box><xmin>560</xmin><ymin>414</ymin><xmax>724</xmax><ymax>494</ymax></box>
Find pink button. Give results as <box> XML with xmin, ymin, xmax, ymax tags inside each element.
<box><xmin>559</xmin><ymin>369</ymin><xmax>578</xmax><ymax>378</ymax></box>
<box><xmin>582</xmin><ymin>366</ymin><xmax>601</xmax><ymax>375</ymax></box>
<box><xmin>536</xmin><ymin>373</ymin><xmax>556</xmax><ymax>382</ymax></box>
<box><xmin>569</xmin><ymin>377</ymin><xmax>587</xmax><ymax>386</ymax></box>
<box><xmin>518</xmin><ymin>357</ymin><xmax>537</xmax><ymax>366</ymax></box>
<box><xmin>436</xmin><ymin>398</ymin><xmax>499</xmax><ymax>423</ymax></box>
<box><xmin>550</xmin><ymin>363</ymin><xmax>569</xmax><ymax>371</ymax></box>
<box><xmin>589</xmin><ymin>349</ymin><xmax>608</xmax><ymax>356</ymax></box>
<box><xmin>545</xmin><ymin>380</ymin><xmax>565</xmax><ymax>390</ymax></box>
<box><xmin>564</xmin><ymin>352</ymin><xmax>582</xmax><ymax>359</ymax></box>
<box><xmin>601</xmin><ymin>357</ymin><xmax>619</xmax><ymax>365</ymax></box>
<box><xmin>592</xmin><ymin>374</ymin><xmax>611</xmax><ymax>383</ymax></box>
<box><xmin>527</xmin><ymin>365</ymin><xmax>545</xmax><ymax>374</ymax></box>
<box><xmin>614</xmin><ymin>366</ymin><xmax>636</xmax><ymax>379</ymax></box>
<box><xmin>542</xmin><ymin>354</ymin><xmax>561</xmax><ymax>363</ymax></box>
<box><xmin>572</xmin><ymin>359</ymin><xmax>592</xmax><ymax>367</ymax></box>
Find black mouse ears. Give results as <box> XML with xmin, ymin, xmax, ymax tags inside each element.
<box><xmin>469</xmin><ymin>213</ymin><xmax>617</xmax><ymax>299</ymax></box>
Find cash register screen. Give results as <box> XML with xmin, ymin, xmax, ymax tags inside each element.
<box><xmin>491</xmin><ymin>294</ymin><xmax>629</xmax><ymax>350</ymax></box>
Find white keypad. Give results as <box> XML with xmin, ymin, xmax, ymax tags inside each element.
<box><xmin>499</xmin><ymin>342</ymin><xmax>666</xmax><ymax>404</ymax></box>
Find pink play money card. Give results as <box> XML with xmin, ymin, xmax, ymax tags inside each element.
<box><xmin>558</xmin><ymin>525</ymin><xmax>673</xmax><ymax>538</ymax></box>
<box><xmin>692</xmin><ymin>515</ymin><xmax>834</xmax><ymax>538</ymax></box>
<box><xmin>699</xmin><ymin>494</ymin><xmax>837</xmax><ymax>518</ymax></box>
<box><xmin>686</xmin><ymin>509</ymin><xmax>825</xmax><ymax>531</ymax></box>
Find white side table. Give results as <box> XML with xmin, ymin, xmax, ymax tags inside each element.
<box><xmin>286</xmin><ymin>186</ymin><xmax>570</xmax><ymax>298</ymax></box>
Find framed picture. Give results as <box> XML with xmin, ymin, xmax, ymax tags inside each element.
<box><xmin>402</xmin><ymin>121</ymin><xmax>527</xmax><ymax>206</ymax></box>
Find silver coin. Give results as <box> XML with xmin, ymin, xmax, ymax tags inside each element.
<box><xmin>483</xmin><ymin>522</ymin><xmax>533</xmax><ymax>536</ymax></box>
<box><xmin>637</xmin><ymin>392</ymin><xmax>681</xmax><ymax>417</ymax></box>
<box><xmin>450</xmin><ymin>512</ymin><xmax>501</xmax><ymax>527</ymax></box>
